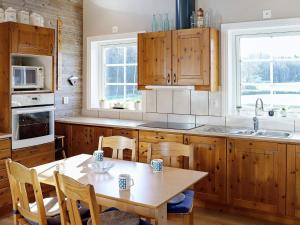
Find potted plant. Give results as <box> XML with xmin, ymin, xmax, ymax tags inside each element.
<box><xmin>135</xmin><ymin>100</ymin><xmax>142</xmax><ymax>111</ymax></box>
<box><xmin>99</xmin><ymin>99</ymin><xmax>106</xmax><ymax>108</ymax></box>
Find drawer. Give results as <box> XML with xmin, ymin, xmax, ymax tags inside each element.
<box><xmin>0</xmin><ymin>139</ymin><xmax>11</xmax><ymax>150</ymax></box>
<box><xmin>139</xmin><ymin>131</ymin><xmax>183</xmax><ymax>143</ymax></box>
<box><xmin>0</xmin><ymin>148</ymin><xmax>11</xmax><ymax>159</ymax></box>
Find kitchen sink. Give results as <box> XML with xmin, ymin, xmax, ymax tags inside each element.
<box><xmin>229</xmin><ymin>129</ymin><xmax>292</xmax><ymax>138</ymax></box>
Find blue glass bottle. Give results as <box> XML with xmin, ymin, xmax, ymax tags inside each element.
<box><xmin>176</xmin><ymin>0</ymin><xmax>195</xmax><ymax>29</ymax></box>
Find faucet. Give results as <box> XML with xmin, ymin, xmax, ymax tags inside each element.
<box><xmin>253</xmin><ymin>98</ymin><xmax>264</xmax><ymax>132</ymax></box>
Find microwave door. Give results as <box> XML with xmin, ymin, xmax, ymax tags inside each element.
<box><xmin>13</xmin><ymin>67</ymin><xmax>25</xmax><ymax>88</ymax></box>
<box><xmin>25</xmin><ymin>67</ymin><xmax>38</xmax><ymax>87</ymax></box>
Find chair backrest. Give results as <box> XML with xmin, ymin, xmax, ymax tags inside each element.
<box><xmin>147</xmin><ymin>142</ymin><xmax>194</xmax><ymax>169</ymax></box>
<box><xmin>98</xmin><ymin>136</ymin><xmax>137</xmax><ymax>161</ymax></box>
<box><xmin>53</xmin><ymin>171</ymin><xmax>101</xmax><ymax>225</ymax></box>
<box><xmin>5</xmin><ymin>159</ymin><xmax>47</xmax><ymax>225</ymax></box>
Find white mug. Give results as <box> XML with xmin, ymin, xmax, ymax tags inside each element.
<box><xmin>93</xmin><ymin>150</ymin><xmax>104</xmax><ymax>162</ymax></box>
<box><xmin>119</xmin><ymin>174</ymin><xmax>134</xmax><ymax>191</ymax></box>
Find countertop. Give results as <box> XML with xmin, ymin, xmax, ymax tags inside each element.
<box><xmin>56</xmin><ymin>117</ymin><xmax>300</xmax><ymax>144</ymax></box>
<box><xmin>0</xmin><ymin>133</ymin><xmax>11</xmax><ymax>139</ymax></box>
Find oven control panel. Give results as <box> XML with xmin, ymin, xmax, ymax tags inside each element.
<box><xmin>11</xmin><ymin>93</ymin><xmax>55</xmax><ymax>108</ymax></box>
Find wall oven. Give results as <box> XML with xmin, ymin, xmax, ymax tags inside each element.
<box><xmin>11</xmin><ymin>93</ymin><xmax>55</xmax><ymax>150</ymax></box>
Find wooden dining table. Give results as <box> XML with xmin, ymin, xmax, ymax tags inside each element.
<box><xmin>33</xmin><ymin>154</ymin><xmax>208</xmax><ymax>225</ymax></box>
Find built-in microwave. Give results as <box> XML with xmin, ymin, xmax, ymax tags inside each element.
<box><xmin>12</xmin><ymin>66</ymin><xmax>44</xmax><ymax>90</ymax></box>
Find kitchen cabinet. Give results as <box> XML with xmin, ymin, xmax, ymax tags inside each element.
<box><xmin>184</xmin><ymin>135</ymin><xmax>227</xmax><ymax>204</ymax></box>
<box><xmin>0</xmin><ymin>138</ymin><xmax>11</xmax><ymax>216</ymax></box>
<box><xmin>227</xmin><ymin>139</ymin><xmax>286</xmax><ymax>215</ymax></box>
<box><xmin>10</xmin><ymin>22</ymin><xmax>55</xmax><ymax>56</ymax></box>
<box><xmin>286</xmin><ymin>144</ymin><xmax>300</xmax><ymax>219</ymax></box>
<box><xmin>138</xmin><ymin>31</ymin><xmax>172</xmax><ymax>88</ymax></box>
<box><xmin>139</xmin><ymin>130</ymin><xmax>183</xmax><ymax>163</ymax></box>
<box><xmin>138</xmin><ymin>28</ymin><xmax>219</xmax><ymax>91</ymax></box>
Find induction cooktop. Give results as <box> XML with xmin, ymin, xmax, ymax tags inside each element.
<box><xmin>139</xmin><ymin>122</ymin><xmax>203</xmax><ymax>130</ymax></box>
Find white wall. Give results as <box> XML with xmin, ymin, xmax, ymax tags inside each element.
<box><xmin>83</xmin><ymin>0</ymin><xmax>300</xmax><ymax>124</ymax></box>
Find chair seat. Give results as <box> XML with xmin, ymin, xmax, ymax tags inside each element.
<box><xmin>167</xmin><ymin>190</ymin><xmax>194</xmax><ymax>214</ymax></box>
<box><xmin>30</xmin><ymin>197</ymin><xmax>60</xmax><ymax>217</ymax></box>
<box><xmin>87</xmin><ymin>208</ymin><xmax>152</xmax><ymax>225</ymax></box>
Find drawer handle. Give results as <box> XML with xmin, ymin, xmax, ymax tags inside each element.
<box><xmin>173</xmin><ymin>73</ymin><xmax>177</xmax><ymax>84</ymax></box>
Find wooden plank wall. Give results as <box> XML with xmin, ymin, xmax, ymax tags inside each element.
<box><xmin>1</xmin><ymin>0</ymin><xmax>83</xmax><ymax>117</ymax></box>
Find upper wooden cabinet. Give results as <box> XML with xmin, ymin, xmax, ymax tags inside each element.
<box><xmin>227</xmin><ymin>139</ymin><xmax>286</xmax><ymax>215</ymax></box>
<box><xmin>138</xmin><ymin>28</ymin><xmax>219</xmax><ymax>91</ymax></box>
<box><xmin>10</xmin><ymin>22</ymin><xmax>55</xmax><ymax>56</ymax></box>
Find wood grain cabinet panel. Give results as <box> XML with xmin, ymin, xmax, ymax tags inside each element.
<box><xmin>227</xmin><ymin>139</ymin><xmax>286</xmax><ymax>215</ymax></box>
<box><xmin>139</xmin><ymin>131</ymin><xmax>183</xmax><ymax>163</ymax></box>
<box><xmin>138</xmin><ymin>31</ymin><xmax>172</xmax><ymax>88</ymax></box>
<box><xmin>286</xmin><ymin>144</ymin><xmax>300</xmax><ymax>219</ymax></box>
<box><xmin>10</xmin><ymin>22</ymin><xmax>55</xmax><ymax>56</ymax></box>
<box><xmin>185</xmin><ymin>135</ymin><xmax>227</xmax><ymax>204</ymax></box>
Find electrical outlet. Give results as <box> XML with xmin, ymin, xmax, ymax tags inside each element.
<box><xmin>63</xmin><ymin>97</ymin><xmax>69</xmax><ymax>105</ymax></box>
<box><xmin>112</xmin><ymin>26</ymin><xmax>118</xmax><ymax>33</ymax></box>
<box><xmin>263</xmin><ymin>9</ymin><xmax>272</xmax><ymax>19</ymax></box>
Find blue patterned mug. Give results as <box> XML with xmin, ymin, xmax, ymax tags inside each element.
<box><xmin>119</xmin><ymin>174</ymin><xmax>134</xmax><ymax>191</ymax></box>
<box><xmin>151</xmin><ymin>159</ymin><xmax>163</xmax><ymax>172</ymax></box>
<box><xmin>93</xmin><ymin>150</ymin><xmax>104</xmax><ymax>162</ymax></box>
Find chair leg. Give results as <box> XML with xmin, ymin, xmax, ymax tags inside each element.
<box><xmin>183</xmin><ymin>211</ymin><xmax>193</xmax><ymax>225</ymax></box>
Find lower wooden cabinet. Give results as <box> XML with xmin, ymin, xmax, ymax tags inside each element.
<box><xmin>286</xmin><ymin>144</ymin><xmax>300</xmax><ymax>219</ymax></box>
<box><xmin>185</xmin><ymin>135</ymin><xmax>227</xmax><ymax>204</ymax></box>
<box><xmin>138</xmin><ymin>131</ymin><xmax>183</xmax><ymax>163</ymax></box>
<box><xmin>227</xmin><ymin>139</ymin><xmax>286</xmax><ymax>215</ymax></box>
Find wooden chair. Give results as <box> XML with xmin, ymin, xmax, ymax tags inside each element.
<box><xmin>53</xmin><ymin>171</ymin><xmax>151</xmax><ymax>225</ymax></box>
<box><xmin>5</xmin><ymin>159</ymin><xmax>61</xmax><ymax>225</ymax></box>
<box><xmin>147</xmin><ymin>142</ymin><xmax>195</xmax><ymax>225</ymax></box>
<box><xmin>98</xmin><ymin>136</ymin><xmax>137</xmax><ymax>161</ymax></box>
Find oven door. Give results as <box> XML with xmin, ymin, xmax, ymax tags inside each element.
<box><xmin>12</xmin><ymin>106</ymin><xmax>55</xmax><ymax>150</ymax></box>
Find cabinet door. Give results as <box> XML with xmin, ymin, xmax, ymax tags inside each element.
<box><xmin>112</xmin><ymin>128</ymin><xmax>138</xmax><ymax>161</ymax></box>
<box><xmin>185</xmin><ymin>135</ymin><xmax>226</xmax><ymax>204</ymax></box>
<box><xmin>287</xmin><ymin>145</ymin><xmax>300</xmax><ymax>219</ymax></box>
<box><xmin>172</xmin><ymin>28</ymin><xmax>211</xmax><ymax>87</ymax></box>
<box><xmin>227</xmin><ymin>139</ymin><xmax>286</xmax><ymax>215</ymax></box>
<box><xmin>10</xmin><ymin>23</ymin><xmax>55</xmax><ymax>56</ymax></box>
<box><xmin>71</xmin><ymin>124</ymin><xmax>112</xmax><ymax>156</ymax></box>
<box><xmin>139</xmin><ymin>131</ymin><xmax>183</xmax><ymax>163</ymax></box>
<box><xmin>138</xmin><ymin>31</ymin><xmax>172</xmax><ymax>87</ymax></box>
<box><xmin>55</xmin><ymin>122</ymin><xmax>72</xmax><ymax>157</ymax></box>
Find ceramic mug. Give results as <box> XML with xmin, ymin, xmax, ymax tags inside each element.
<box><xmin>151</xmin><ymin>159</ymin><xmax>163</xmax><ymax>172</ymax></box>
<box><xmin>93</xmin><ymin>150</ymin><xmax>104</xmax><ymax>162</ymax></box>
<box><xmin>119</xmin><ymin>174</ymin><xmax>134</xmax><ymax>191</ymax></box>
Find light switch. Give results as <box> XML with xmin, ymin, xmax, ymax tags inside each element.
<box><xmin>63</xmin><ymin>96</ymin><xmax>69</xmax><ymax>104</ymax></box>
<box><xmin>263</xmin><ymin>9</ymin><xmax>272</xmax><ymax>19</ymax></box>
<box><xmin>112</xmin><ymin>26</ymin><xmax>119</xmax><ymax>33</ymax></box>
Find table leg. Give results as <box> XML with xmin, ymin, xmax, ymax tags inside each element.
<box><xmin>155</xmin><ymin>203</ymin><xmax>167</xmax><ymax>225</ymax></box>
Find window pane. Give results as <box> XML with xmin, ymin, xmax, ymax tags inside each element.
<box><xmin>126</xmin><ymin>85</ymin><xmax>140</xmax><ymax>101</ymax></box>
<box><xmin>274</xmin><ymin>61</ymin><xmax>300</xmax><ymax>83</ymax></box>
<box><xmin>105</xmin><ymin>66</ymin><xmax>124</xmax><ymax>83</ymax></box>
<box><xmin>240</xmin><ymin>37</ymin><xmax>272</xmax><ymax>60</ymax></box>
<box><xmin>105</xmin><ymin>85</ymin><xmax>124</xmax><ymax>101</ymax></box>
<box><xmin>126</xmin><ymin>66</ymin><xmax>137</xmax><ymax>83</ymax></box>
<box><xmin>126</xmin><ymin>46</ymin><xmax>137</xmax><ymax>63</ymax></box>
<box><xmin>241</xmin><ymin>62</ymin><xmax>270</xmax><ymax>83</ymax></box>
<box><xmin>105</xmin><ymin>47</ymin><xmax>124</xmax><ymax>64</ymax></box>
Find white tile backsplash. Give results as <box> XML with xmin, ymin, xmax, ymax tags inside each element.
<box><xmin>120</xmin><ymin>111</ymin><xmax>143</xmax><ymax>121</ymax></box>
<box><xmin>226</xmin><ymin>116</ymin><xmax>253</xmax><ymax>128</ymax></box>
<box><xmin>157</xmin><ymin>89</ymin><xmax>173</xmax><ymax>114</ymax></box>
<box><xmin>143</xmin><ymin>113</ymin><xmax>168</xmax><ymax>122</ymax></box>
<box><xmin>196</xmin><ymin>116</ymin><xmax>226</xmax><ymax>126</ymax></box>
<box><xmin>145</xmin><ymin>90</ymin><xmax>157</xmax><ymax>113</ymax></box>
<box><xmin>82</xmin><ymin>108</ymin><xmax>99</xmax><ymax>117</ymax></box>
<box><xmin>259</xmin><ymin>117</ymin><xmax>295</xmax><ymax>132</ymax></box>
<box><xmin>173</xmin><ymin>90</ymin><xmax>191</xmax><ymax>114</ymax></box>
<box><xmin>191</xmin><ymin>91</ymin><xmax>209</xmax><ymax>115</ymax></box>
<box><xmin>209</xmin><ymin>91</ymin><xmax>222</xmax><ymax>116</ymax></box>
<box><xmin>295</xmin><ymin>119</ymin><xmax>300</xmax><ymax>132</ymax></box>
<box><xmin>98</xmin><ymin>110</ymin><xmax>120</xmax><ymax>119</ymax></box>
<box><xmin>168</xmin><ymin>114</ymin><xmax>196</xmax><ymax>124</ymax></box>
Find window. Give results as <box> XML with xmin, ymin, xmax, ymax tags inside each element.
<box><xmin>237</xmin><ymin>34</ymin><xmax>300</xmax><ymax>111</ymax></box>
<box><xmin>87</xmin><ymin>33</ymin><xmax>142</xmax><ymax>110</ymax></box>
<box><xmin>222</xmin><ymin>19</ymin><xmax>300</xmax><ymax>115</ymax></box>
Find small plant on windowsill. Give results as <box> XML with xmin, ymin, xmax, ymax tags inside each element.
<box><xmin>135</xmin><ymin>100</ymin><xmax>142</xmax><ymax>111</ymax></box>
<box><xmin>99</xmin><ymin>99</ymin><xmax>106</xmax><ymax>109</ymax></box>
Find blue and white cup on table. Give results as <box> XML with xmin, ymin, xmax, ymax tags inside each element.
<box><xmin>151</xmin><ymin>159</ymin><xmax>163</xmax><ymax>173</ymax></box>
<box><xmin>93</xmin><ymin>150</ymin><xmax>104</xmax><ymax>162</ymax></box>
<box><xmin>119</xmin><ymin>174</ymin><xmax>134</xmax><ymax>191</ymax></box>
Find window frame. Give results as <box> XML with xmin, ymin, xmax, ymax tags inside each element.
<box><xmin>86</xmin><ymin>32</ymin><xmax>145</xmax><ymax>111</ymax></box>
<box><xmin>222</xmin><ymin>18</ymin><xmax>300</xmax><ymax>116</ymax></box>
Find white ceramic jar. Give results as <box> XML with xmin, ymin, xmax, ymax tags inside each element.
<box><xmin>17</xmin><ymin>10</ymin><xmax>30</xmax><ymax>24</ymax></box>
<box><xmin>5</xmin><ymin>7</ymin><xmax>17</xmax><ymax>22</ymax></box>
<box><xmin>30</xmin><ymin>13</ymin><xmax>44</xmax><ymax>26</ymax></box>
<box><xmin>0</xmin><ymin>8</ymin><xmax>5</xmax><ymax>23</ymax></box>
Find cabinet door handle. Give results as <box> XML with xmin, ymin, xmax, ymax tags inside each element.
<box><xmin>173</xmin><ymin>73</ymin><xmax>177</xmax><ymax>84</ymax></box>
<box><xmin>167</xmin><ymin>73</ymin><xmax>171</xmax><ymax>84</ymax></box>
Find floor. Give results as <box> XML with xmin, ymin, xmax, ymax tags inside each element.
<box><xmin>0</xmin><ymin>207</ymin><xmax>280</xmax><ymax>225</ymax></box>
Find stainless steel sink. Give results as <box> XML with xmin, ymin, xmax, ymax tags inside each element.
<box><xmin>255</xmin><ymin>131</ymin><xmax>291</xmax><ymax>138</ymax></box>
<box><xmin>229</xmin><ymin>129</ymin><xmax>292</xmax><ymax>138</ymax></box>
